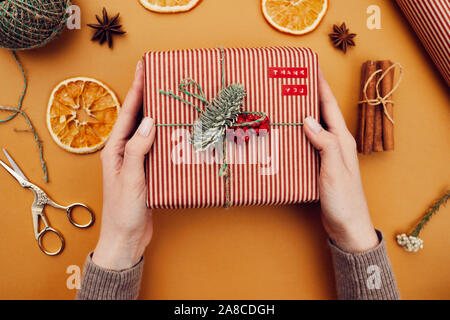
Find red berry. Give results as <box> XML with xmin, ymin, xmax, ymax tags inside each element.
<box><xmin>229</xmin><ymin>115</ymin><xmax>271</xmax><ymax>144</ymax></box>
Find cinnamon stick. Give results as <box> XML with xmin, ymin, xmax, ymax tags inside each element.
<box><xmin>373</xmin><ymin>107</ymin><xmax>383</xmax><ymax>151</ymax></box>
<box><xmin>356</xmin><ymin>62</ymin><xmax>368</xmax><ymax>153</ymax></box>
<box><xmin>373</xmin><ymin>61</ymin><xmax>384</xmax><ymax>152</ymax></box>
<box><xmin>379</xmin><ymin>60</ymin><xmax>395</xmax><ymax>151</ymax></box>
<box><xmin>362</xmin><ymin>61</ymin><xmax>377</xmax><ymax>155</ymax></box>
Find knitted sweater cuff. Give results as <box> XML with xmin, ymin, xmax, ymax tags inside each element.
<box><xmin>76</xmin><ymin>252</ymin><xmax>144</xmax><ymax>300</ymax></box>
<box><xmin>329</xmin><ymin>230</ymin><xmax>400</xmax><ymax>300</ymax></box>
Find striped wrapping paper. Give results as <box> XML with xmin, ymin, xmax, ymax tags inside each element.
<box><xmin>143</xmin><ymin>47</ymin><xmax>319</xmax><ymax>209</ymax></box>
<box><xmin>395</xmin><ymin>0</ymin><xmax>450</xmax><ymax>85</ymax></box>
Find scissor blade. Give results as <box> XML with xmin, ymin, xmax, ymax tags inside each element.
<box><xmin>2</xmin><ymin>148</ymin><xmax>29</xmax><ymax>182</ymax></box>
<box><xmin>0</xmin><ymin>159</ymin><xmax>28</xmax><ymax>186</ymax></box>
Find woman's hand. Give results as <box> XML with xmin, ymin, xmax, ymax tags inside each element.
<box><xmin>92</xmin><ymin>61</ymin><xmax>156</xmax><ymax>270</ymax></box>
<box><xmin>303</xmin><ymin>68</ymin><xmax>379</xmax><ymax>253</ymax></box>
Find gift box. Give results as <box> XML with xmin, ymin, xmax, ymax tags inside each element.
<box><xmin>143</xmin><ymin>47</ymin><xmax>319</xmax><ymax>209</ymax></box>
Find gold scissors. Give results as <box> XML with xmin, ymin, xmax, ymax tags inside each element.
<box><xmin>0</xmin><ymin>148</ymin><xmax>95</xmax><ymax>256</ymax></box>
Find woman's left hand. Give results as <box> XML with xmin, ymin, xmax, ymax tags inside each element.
<box><xmin>92</xmin><ymin>60</ymin><xmax>156</xmax><ymax>271</ymax></box>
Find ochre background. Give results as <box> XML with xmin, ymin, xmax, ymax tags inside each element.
<box><xmin>0</xmin><ymin>0</ymin><xmax>449</xmax><ymax>300</ymax></box>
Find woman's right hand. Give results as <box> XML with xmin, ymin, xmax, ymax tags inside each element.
<box><xmin>303</xmin><ymin>68</ymin><xmax>379</xmax><ymax>253</ymax></box>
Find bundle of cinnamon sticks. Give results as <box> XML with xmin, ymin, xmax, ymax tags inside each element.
<box><xmin>356</xmin><ymin>60</ymin><xmax>396</xmax><ymax>155</ymax></box>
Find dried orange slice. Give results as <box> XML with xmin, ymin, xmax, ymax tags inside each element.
<box><xmin>139</xmin><ymin>0</ymin><xmax>202</xmax><ymax>13</ymax></box>
<box><xmin>262</xmin><ymin>0</ymin><xmax>328</xmax><ymax>35</ymax></box>
<box><xmin>47</xmin><ymin>77</ymin><xmax>120</xmax><ymax>154</ymax></box>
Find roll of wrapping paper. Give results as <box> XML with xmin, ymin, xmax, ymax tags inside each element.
<box><xmin>395</xmin><ymin>0</ymin><xmax>450</xmax><ymax>86</ymax></box>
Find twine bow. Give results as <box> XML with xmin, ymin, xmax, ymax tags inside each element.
<box><xmin>358</xmin><ymin>62</ymin><xmax>403</xmax><ymax>124</ymax></box>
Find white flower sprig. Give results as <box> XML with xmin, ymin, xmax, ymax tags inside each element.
<box><xmin>396</xmin><ymin>190</ymin><xmax>449</xmax><ymax>253</ymax></box>
<box><xmin>396</xmin><ymin>234</ymin><xmax>423</xmax><ymax>252</ymax></box>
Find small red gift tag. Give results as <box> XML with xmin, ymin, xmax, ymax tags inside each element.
<box><xmin>268</xmin><ymin>67</ymin><xmax>308</xmax><ymax>79</ymax></box>
<box><xmin>281</xmin><ymin>85</ymin><xmax>308</xmax><ymax>96</ymax></box>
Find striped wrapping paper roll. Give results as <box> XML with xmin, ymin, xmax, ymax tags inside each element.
<box><xmin>395</xmin><ymin>0</ymin><xmax>450</xmax><ymax>85</ymax></box>
<box><xmin>143</xmin><ymin>47</ymin><xmax>320</xmax><ymax>209</ymax></box>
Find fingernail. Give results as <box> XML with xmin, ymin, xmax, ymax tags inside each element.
<box><xmin>135</xmin><ymin>60</ymin><xmax>143</xmax><ymax>76</ymax></box>
<box><xmin>305</xmin><ymin>117</ymin><xmax>322</xmax><ymax>134</ymax></box>
<box><xmin>138</xmin><ymin>117</ymin><xmax>154</xmax><ymax>137</ymax></box>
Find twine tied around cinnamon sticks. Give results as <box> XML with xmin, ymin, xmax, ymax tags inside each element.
<box><xmin>358</xmin><ymin>62</ymin><xmax>404</xmax><ymax>125</ymax></box>
<box><xmin>356</xmin><ymin>61</ymin><xmax>403</xmax><ymax>154</ymax></box>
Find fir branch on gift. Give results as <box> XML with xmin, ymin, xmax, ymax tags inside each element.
<box><xmin>396</xmin><ymin>190</ymin><xmax>449</xmax><ymax>253</ymax></box>
<box><xmin>191</xmin><ymin>84</ymin><xmax>246</xmax><ymax>151</ymax></box>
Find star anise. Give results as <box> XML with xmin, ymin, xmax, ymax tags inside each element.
<box><xmin>329</xmin><ymin>23</ymin><xmax>356</xmax><ymax>53</ymax></box>
<box><xmin>87</xmin><ymin>8</ymin><xmax>126</xmax><ymax>48</ymax></box>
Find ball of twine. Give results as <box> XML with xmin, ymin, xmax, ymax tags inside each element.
<box><xmin>0</xmin><ymin>0</ymin><xmax>71</xmax><ymax>50</ymax></box>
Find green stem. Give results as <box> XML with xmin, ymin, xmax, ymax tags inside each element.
<box><xmin>411</xmin><ymin>190</ymin><xmax>450</xmax><ymax>237</ymax></box>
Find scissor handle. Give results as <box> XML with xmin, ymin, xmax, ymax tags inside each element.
<box><xmin>66</xmin><ymin>203</ymin><xmax>95</xmax><ymax>228</ymax></box>
<box><xmin>37</xmin><ymin>227</ymin><xmax>65</xmax><ymax>256</ymax></box>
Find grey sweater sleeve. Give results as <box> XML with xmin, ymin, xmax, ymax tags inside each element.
<box><xmin>328</xmin><ymin>230</ymin><xmax>400</xmax><ymax>300</ymax></box>
<box><xmin>76</xmin><ymin>252</ymin><xmax>144</xmax><ymax>300</ymax></box>
<box><xmin>76</xmin><ymin>230</ymin><xmax>400</xmax><ymax>300</ymax></box>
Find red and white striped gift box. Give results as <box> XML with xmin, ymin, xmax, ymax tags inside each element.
<box><xmin>395</xmin><ymin>0</ymin><xmax>450</xmax><ymax>86</ymax></box>
<box><xmin>143</xmin><ymin>47</ymin><xmax>320</xmax><ymax>209</ymax></box>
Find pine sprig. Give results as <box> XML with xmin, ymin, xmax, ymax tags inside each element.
<box><xmin>192</xmin><ymin>84</ymin><xmax>246</xmax><ymax>151</ymax></box>
<box><xmin>397</xmin><ymin>190</ymin><xmax>449</xmax><ymax>252</ymax></box>
<box><xmin>411</xmin><ymin>190</ymin><xmax>449</xmax><ymax>237</ymax></box>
